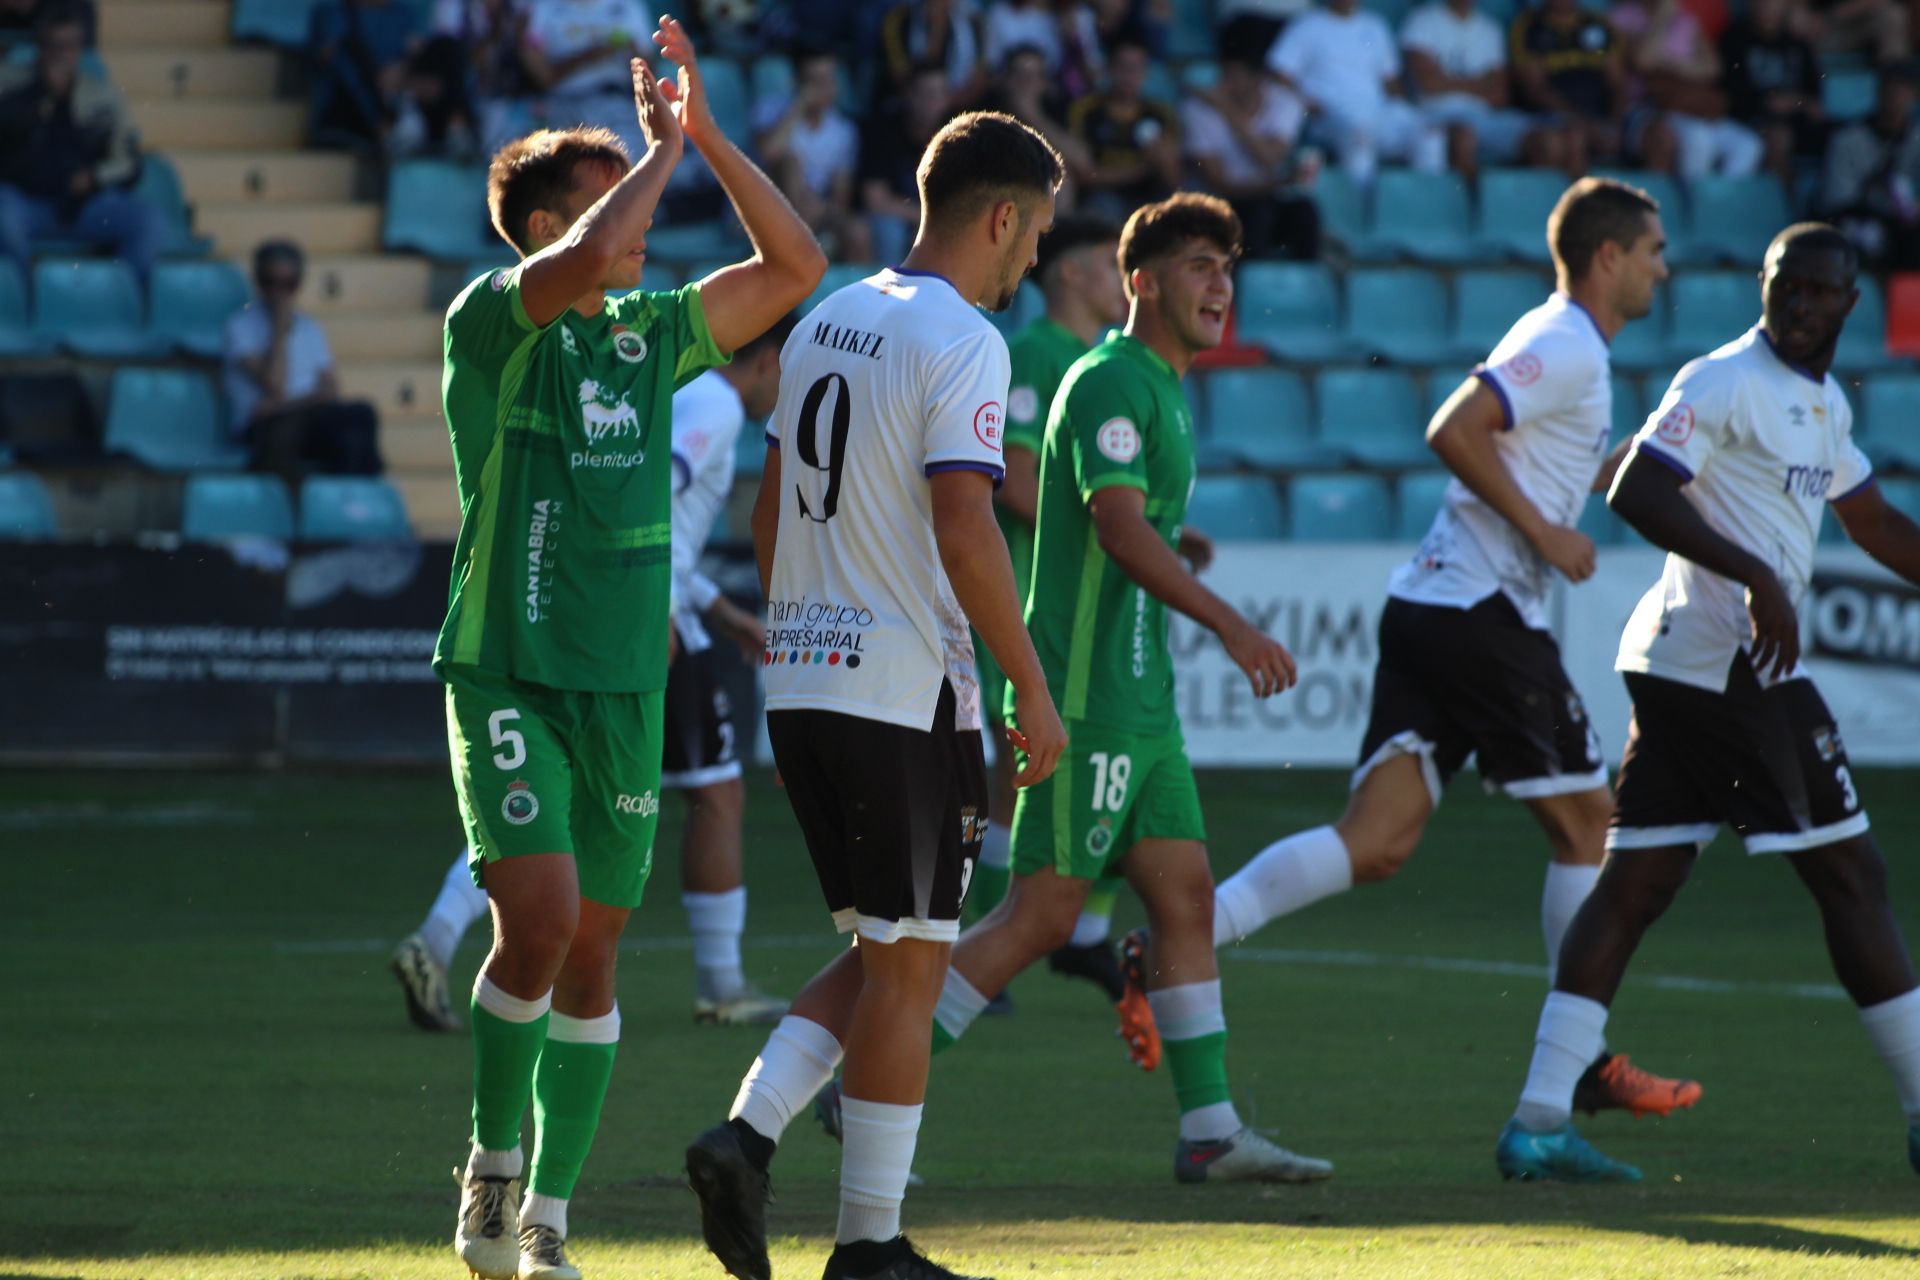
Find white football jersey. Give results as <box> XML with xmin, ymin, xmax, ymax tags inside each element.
<box><xmin>1616</xmin><ymin>326</ymin><xmax>1871</xmax><ymax>692</ymax></box>
<box><xmin>763</xmin><ymin>268</ymin><xmax>1010</xmax><ymax>732</ymax></box>
<box><xmin>1389</xmin><ymin>292</ymin><xmax>1614</xmax><ymax>628</ymax></box>
<box><xmin>669</xmin><ymin>369</ymin><xmax>745</xmax><ymax>654</ymax></box>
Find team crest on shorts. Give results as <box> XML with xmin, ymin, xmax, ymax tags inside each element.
<box><xmin>1086</xmin><ymin>816</ymin><xmax>1114</xmax><ymax>858</ymax></box>
<box><xmin>958</xmin><ymin>805</ymin><xmax>989</xmax><ymax>846</ymax></box>
<box><xmin>501</xmin><ymin>779</ymin><xmax>540</xmax><ymax>825</ymax></box>
<box><xmin>1813</xmin><ymin>725</ymin><xmax>1844</xmax><ymax>761</ymax></box>
<box><xmin>612</xmin><ymin>325</ymin><xmax>648</xmax><ymax>363</ymax></box>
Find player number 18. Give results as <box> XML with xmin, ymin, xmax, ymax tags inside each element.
<box><xmin>1088</xmin><ymin>751</ymin><xmax>1132</xmax><ymax>812</ymax></box>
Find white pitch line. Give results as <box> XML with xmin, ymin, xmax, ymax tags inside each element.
<box><xmin>270</xmin><ymin>934</ymin><xmax>1850</xmax><ymax>1000</ymax></box>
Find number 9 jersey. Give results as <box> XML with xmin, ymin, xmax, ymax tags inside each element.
<box><xmin>762</xmin><ymin>268</ymin><xmax>1010</xmax><ymax>734</ymax></box>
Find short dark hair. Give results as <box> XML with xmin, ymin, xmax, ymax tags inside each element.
<box><xmin>737</xmin><ymin>309</ymin><xmax>801</xmax><ymax>358</ymax></box>
<box><xmin>1548</xmin><ymin>176</ymin><xmax>1659</xmax><ymax>280</ymax></box>
<box><xmin>1034</xmin><ymin>212</ymin><xmax>1120</xmax><ymax>283</ymax></box>
<box><xmin>916</xmin><ymin>110</ymin><xmax>1064</xmax><ymax>235</ymax></box>
<box><xmin>252</xmin><ymin>239</ymin><xmax>304</xmax><ymax>285</ymax></box>
<box><xmin>487</xmin><ymin>127</ymin><xmax>630</xmax><ymax>254</ymax></box>
<box><xmin>1768</xmin><ymin>221</ymin><xmax>1860</xmax><ymax>280</ymax></box>
<box><xmin>1119</xmin><ymin>192</ymin><xmax>1242</xmax><ymax>279</ymax></box>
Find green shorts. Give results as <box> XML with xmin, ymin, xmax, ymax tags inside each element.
<box><xmin>1008</xmin><ymin>717</ymin><xmax>1206</xmax><ymax>881</ymax></box>
<box><xmin>443</xmin><ymin>662</ymin><xmax>664</xmax><ymax>909</ymax></box>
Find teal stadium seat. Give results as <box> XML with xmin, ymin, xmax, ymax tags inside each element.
<box><xmin>1367</xmin><ymin>170</ymin><xmax>1477</xmax><ymax>264</ymax></box>
<box><xmin>750</xmin><ymin>54</ymin><xmax>793</xmax><ymax>108</ymax></box>
<box><xmin>34</xmin><ymin>259</ymin><xmax>153</xmax><ymax>357</ymax></box>
<box><xmin>1186</xmin><ymin>476</ymin><xmax>1284</xmax><ymax>540</ymax></box>
<box><xmin>1311</xmin><ymin>170</ymin><xmax>1371</xmax><ymax>258</ymax></box>
<box><xmin>232</xmin><ymin>0</ymin><xmax>324</xmax><ymax>44</ymax></box>
<box><xmin>1287</xmin><ymin>472</ymin><xmax>1393</xmax><ymax>541</ymax></box>
<box><xmin>298</xmin><ymin>476</ymin><xmax>411</xmax><ymax>541</ymax></box>
<box><xmin>0</xmin><ymin>259</ymin><xmax>45</xmax><ymax>356</ymax></box>
<box><xmin>1666</xmin><ymin>272</ymin><xmax>1756</xmax><ymax>362</ymax></box>
<box><xmin>1687</xmin><ymin>175</ymin><xmax>1789</xmax><ymax>266</ymax></box>
<box><xmin>1858</xmin><ymin>373</ymin><xmax>1920</xmax><ymax>469</ymax></box>
<box><xmin>689</xmin><ymin>56</ymin><xmax>751</xmax><ymax>142</ymax></box>
<box><xmin>1611</xmin><ymin>372</ymin><xmax>1645</xmax><ymax>441</ymax></box>
<box><xmin>1233</xmin><ymin>261</ymin><xmax>1352</xmax><ymax>362</ymax></box>
<box><xmin>1168</xmin><ymin>0</ymin><xmax>1215</xmax><ymax>57</ymax></box>
<box><xmin>1450</xmin><ymin>270</ymin><xmax>1551</xmax><ymax>361</ymax></box>
<box><xmin>1836</xmin><ymin>276</ymin><xmax>1894</xmax><ymax>371</ymax></box>
<box><xmin>1608</xmin><ymin>289</ymin><xmax>1669</xmax><ymax>370</ymax></box>
<box><xmin>182</xmin><ymin>474</ymin><xmax>293</xmax><ymax>540</ymax></box>
<box><xmin>0</xmin><ymin>471</ymin><xmax>56</xmax><ymax>538</ymax></box>
<box><xmin>1823</xmin><ymin>68</ymin><xmax>1879</xmax><ymax>121</ymax></box>
<box><xmin>133</xmin><ymin>155</ymin><xmax>208</xmax><ymax>257</ymax></box>
<box><xmin>1474</xmin><ymin>169</ymin><xmax>1568</xmax><ymax>264</ymax></box>
<box><xmin>1313</xmin><ymin>368</ymin><xmax>1431</xmax><ymax>466</ymax></box>
<box><xmin>384</xmin><ymin>161</ymin><xmax>494</xmax><ymax>260</ymax></box>
<box><xmin>1591</xmin><ymin>169</ymin><xmax>1698</xmax><ymax>264</ymax></box>
<box><xmin>1346</xmin><ymin>267</ymin><xmax>1453</xmax><ymax>364</ymax></box>
<box><xmin>149</xmin><ymin>260</ymin><xmax>250</xmax><ymax>358</ymax></box>
<box><xmin>1394</xmin><ymin>470</ymin><xmax>1452</xmax><ymax>540</ymax></box>
<box><xmin>104</xmin><ymin>368</ymin><xmax>243</xmax><ymax>471</ymax></box>
<box><xmin>1203</xmin><ymin>368</ymin><xmax>1327</xmax><ymax>468</ymax></box>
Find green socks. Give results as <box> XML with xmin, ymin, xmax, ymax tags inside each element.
<box><xmin>471</xmin><ymin>977</ymin><xmax>551</xmax><ymax>1152</ymax></box>
<box><xmin>1164</xmin><ymin>1030</ymin><xmax>1232</xmax><ymax>1113</ymax></box>
<box><xmin>530</xmin><ymin>1008</ymin><xmax>622</xmax><ymax>1199</ymax></box>
<box><xmin>1148</xmin><ymin>979</ymin><xmax>1241</xmax><ymax>1140</ymax></box>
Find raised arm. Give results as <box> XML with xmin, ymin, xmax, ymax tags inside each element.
<box><xmin>1088</xmin><ymin>486</ymin><xmax>1295</xmax><ymax>697</ymax></box>
<box><xmin>518</xmin><ymin>58</ymin><xmax>683</xmax><ymax>327</ymax></box>
<box><xmin>1608</xmin><ymin>449</ymin><xmax>1798</xmax><ymax>677</ymax></box>
<box><xmin>1834</xmin><ymin>482</ymin><xmax>1920</xmax><ymax>584</ymax></box>
<box><xmin>1427</xmin><ymin>376</ymin><xmax>1596</xmax><ymax>581</ymax></box>
<box><xmin>655</xmin><ymin>16</ymin><xmax>826</xmax><ymax>353</ymax></box>
<box><xmin>931</xmin><ymin>470</ymin><xmax>1065</xmax><ymax>786</ymax></box>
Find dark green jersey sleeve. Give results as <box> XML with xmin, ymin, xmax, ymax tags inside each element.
<box><xmin>1061</xmin><ymin>359</ymin><xmax>1154</xmax><ymax>500</ymax></box>
<box><xmin>606</xmin><ymin>282</ymin><xmax>731</xmax><ymax>391</ymax></box>
<box><xmin>1005</xmin><ymin>338</ymin><xmax>1055</xmax><ymax>456</ymax></box>
<box><xmin>445</xmin><ymin>264</ymin><xmax>558</xmax><ymax>364</ymax></box>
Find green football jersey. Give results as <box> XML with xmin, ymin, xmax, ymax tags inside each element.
<box><xmin>434</xmin><ymin>266</ymin><xmax>728</xmax><ymax>693</ymax></box>
<box><xmin>1020</xmin><ymin>333</ymin><xmax>1196</xmax><ymax>734</ymax></box>
<box><xmin>1002</xmin><ymin>317</ymin><xmax>1090</xmax><ymax>603</ymax></box>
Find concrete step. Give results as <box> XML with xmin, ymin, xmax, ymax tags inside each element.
<box><xmin>100</xmin><ymin>1</ymin><xmax>231</xmax><ymax>48</ymax></box>
<box><xmin>393</xmin><ymin>473</ymin><xmax>461</xmax><ymax>539</ymax></box>
<box><xmin>131</xmin><ymin>98</ymin><xmax>305</xmax><ymax>150</ymax></box>
<box><xmin>338</xmin><ymin>360</ymin><xmax>442</xmax><ymax>421</ymax></box>
<box><xmin>170</xmin><ymin>151</ymin><xmax>358</xmax><ymax>205</ymax></box>
<box><xmin>195</xmin><ymin>201</ymin><xmax>382</xmax><ymax>256</ymax></box>
<box><xmin>108</xmin><ymin>47</ymin><xmax>278</xmax><ymax>98</ymax></box>
<box><xmin>326</xmin><ymin>311</ymin><xmax>443</xmax><ymax>362</ymax></box>
<box><xmin>381</xmin><ymin>415</ymin><xmax>453</xmax><ymax>473</ymax></box>
<box><xmin>303</xmin><ymin>255</ymin><xmax>432</xmax><ymax>314</ymax></box>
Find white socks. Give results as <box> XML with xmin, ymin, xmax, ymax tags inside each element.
<box><xmin>980</xmin><ymin>821</ymin><xmax>1011</xmax><ymax>871</ymax></box>
<box><xmin>521</xmin><ymin>1190</ymin><xmax>567</xmax><ymax>1236</ymax></box>
<box><xmin>1514</xmin><ymin>991</ymin><xmax>1610</xmax><ymax>1132</ymax></box>
<box><xmin>1213</xmin><ymin>825</ymin><xmax>1354</xmax><ymax>947</ymax></box>
<box><xmin>729</xmin><ymin>1015</ymin><xmax>845</xmax><ymax>1141</ymax></box>
<box><xmin>422</xmin><ymin>848</ymin><xmax>490</xmax><ymax>970</ymax></box>
<box><xmin>836</xmin><ymin>1096</ymin><xmax>923</xmax><ymax>1244</ymax></box>
<box><xmin>467</xmin><ymin>1144</ymin><xmax>524</xmax><ymax>1180</ymax></box>
<box><xmin>684</xmin><ymin>888</ymin><xmax>748</xmax><ymax>1003</ymax></box>
<box><xmin>1540</xmin><ymin>863</ymin><xmax>1600</xmax><ymax>983</ymax></box>
<box><xmin>475</xmin><ymin>974</ymin><xmax>552</xmax><ymax>1024</ymax></box>
<box><xmin>1860</xmin><ymin>987</ymin><xmax>1920</xmax><ymax>1123</ymax></box>
<box><xmin>932</xmin><ymin>968</ymin><xmax>990</xmax><ymax>1044</ymax></box>
<box><xmin>549</xmin><ymin>1006</ymin><xmax>621</xmax><ymax>1045</ymax></box>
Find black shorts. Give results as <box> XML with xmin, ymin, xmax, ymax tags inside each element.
<box><xmin>767</xmin><ymin>680</ymin><xmax>988</xmax><ymax>943</ymax></box>
<box><xmin>1355</xmin><ymin>594</ymin><xmax>1608</xmax><ymax>804</ymax></box>
<box><xmin>661</xmin><ymin>645</ymin><xmax>740</xmax><ymax>789</ymax></box>
<box><xmin>1609</xmin><ymin>656</ymin><xmax>1870</xmax><ymax>855</ymax></box>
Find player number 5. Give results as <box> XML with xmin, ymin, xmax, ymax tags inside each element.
<box><xmin>489</xmin><ymin>708</ymin><xmax>527</xmax><ymax>771</ymax></box>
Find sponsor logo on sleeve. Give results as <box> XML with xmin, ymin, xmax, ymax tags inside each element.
<box><xmin>1096</xmin><ymin>416</ymin><xmax>1141</xmax><ymax>463</ymax></box>
<box><xmin>1500</xmin><ymin>352</ymin><xmax>1542</xmax><ymax>386</ymax></box>
<box><xmin>490</xmin><ymin>269</ymin><xmax>511</xmax><ymax>292</ymax></box>
<box><xmin>1655</xmin><ymin>402</ymin><xmax>1694</xmax><ymax>446</ymax></box>
<box><xmin>973</xmin><ymin>401</ymin><xmax>1004</xmax><ymax>451</ymax></box>
<box><xmin>1009</xmin><ymin>385</ymin><xmax>1039</xmax><ymax>424</ymax></box>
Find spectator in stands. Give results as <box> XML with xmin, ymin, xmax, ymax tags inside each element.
<box><xmin>753</xmin><ymin>46</ymin><xmax>873</xmax><ymax>260</ymax></box>
<box><xmin>878</xmin><ymin>0</ymin><xmax>986</xmax><ymax>105</ymax></box>
<box><xmin>1401</xmin><ymin>0</ymin><xmax>1572</xmax><ymax>178</ymax></box>
<box><xmin>1267</xmin><ymin>0</ymin><xmax>1447</xmax><ymax>185</ymax></box>
<box><xmin>859</xmin><ymin>61</ymin><xmax>954</xmax><ymax>262</ymax></box>
<box><xmin>1180</xmin><ymin>38</ymin><xmax>1321</xmax><ymax>258</ymax></box>
<box><xmin>428</xmin><ymin>0</ymin><xmax>530</xmax><ymax>151</ymax></box>
<box><xmin>1824</xmin><ymin>60</ymin><xmax>1920</xmax><ymax>268</ymax></box>
<box><xmin>1067</xmin><ymin>35</ymin><xmax>1181</xmax><ymax>216</ymax></box>
<box><xmin>1510</xmin><ymin>0</ymin><xmax>1658</xmax><ymax>173</ymax></box>
<box><xmin>224</xmin><ymin>241</ymin><xmax>383</xmax><ymax>490</ymax></box>
<box><xmin>308</xmin><ymin>0</ymin><xmax>425</xmax><ymax>149</ymax></box>
<box><xmin>1089</xmin><ymin>0</ymin><xmax>1169</xmax><ymax>58</ymax></box>
<box><xmin>391</xmin><ymin>32</ymin><xmax>479</xmax><ymax>155</ymax></box>
<box><xmin>0</xmin><ymin>2</ymin><xmax>161</xmax><ymax>282</ymax></box>
<box><xmin>1720</xmin><ymin>0</ymin><xmax>1825</xmax><ymax>186</ymax></box>
<box><xmin>984</xmin><ymin>42</ymin><xmax>1095</xmax><ymax>199</ymax></box>
<box><xmin>1215</xmin><ymin>0</ymin><xmax>1307</xmax><ymax>58</ymax></box>
<box><xmin>984</xmin><ymin>0</ymin><xmax>1105</xmax><ymax>99</ymax></box>
<box><xmin>516</xmin><ymin>0</ymin><xmax>652</xmax><ymax>159</ymax></box>
<box><xmin>1803</xmin><ymin>0</ymin><xmax>1910</xmax><ymax>65</ymax></box>
<box><xmin>1613</xmin><ymin>0</ymin><xmax>1765</xmax><ymax>178</ymax></box>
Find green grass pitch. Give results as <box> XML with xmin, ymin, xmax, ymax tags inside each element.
<box><xmin>6</xmin><ymin>765</ymin><xmax>1920</xmax><ymax>1279</ymax></box>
